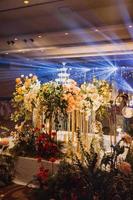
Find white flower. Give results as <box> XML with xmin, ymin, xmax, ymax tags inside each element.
<box><xmin>23</xmin><ymin>82</ymin><xmax>40</xmax><ymax>112</ymax></box>
<box><xmin>90</xmin><ymin>93</ymin><xmax>100</xmax><ymax>102</ymax></box>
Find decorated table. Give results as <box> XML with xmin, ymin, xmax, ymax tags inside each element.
<box><xmin>0</xmin><ymin>73</ymin><xmax>133</xmax><ymax>199</ymax></box>
<box><xmin>14</xmin><ymin>156</ymin><xmax>59</xmax><ymax>185</ymax></box>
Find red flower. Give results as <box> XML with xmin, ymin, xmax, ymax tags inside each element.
<box><xmin>34</xmin><ymin>127</ymin><xmax>40</xmax><ymax>132</ymax></box>
<box><xmin>49</xmin><ymin>157</ymin><xmax>56</xmax><ymax>163</ymax></box>
<box><xmin>52</xmin><ymin>143</ymin><xmax>57</xmax><ymax>148</ymax></box>
<box><xmin>51</xmin><ymin>131</ymin><xmax>57</xmax><ymax>137</ymax></box>
<box><xmin>37</xmin><ymin>134</ymin><xmax>45</xmax><ymax>142</ymax></box>
<box><xmin>37</xmin><ymin>157</ymin><xmax>42</xmax><ymax>163</ymax></box>
<box><xmin>37</xmin><ymin>171</ymin><xmax>48</xmax><ymax>180</ymax></box>
<box><xmin>37</xmin><ymin>166</ymin><xmax>49</xmax><ymax>180</ymax></box>
<box><xmin>44</xmin><ymin>142</ymin><xmax>51</xmax><ymax>150</ymax></box>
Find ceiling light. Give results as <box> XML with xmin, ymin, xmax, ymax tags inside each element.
<box><xmin>24</xmin><ymin>0</ymin><xmax>29</xmax><ymax>4</ymax></box>
<box><xmin>38</xmin><ymin>35</ymin><xmax>42</xmax><ymax>38</ymax></box>
<box><xmin>29</xmin><ymin>73</ymin><xmax>33</xmax><ymax>77</ymax></box>
<box><xmin>65</xmin><ymin>33</ymin><xmax>69</xmax><ymax>35</ymax></box>
<box><xmin>129</xmin><ymin>25</ymin><xmax>133</xmax><ymax>28</ymax></box>
<box><xmin>14</xmin><ymin>38</ymin><xmax>18</xmax><ymax>41</ymax></box>
<box><xmin>95</xmin><ymin>29</ymin><xmax>99</xmax><ymax>32</ymax></box>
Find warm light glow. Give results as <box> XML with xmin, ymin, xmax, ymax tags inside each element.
<box><xmin>24</xmin><ymin>0</ymin><xmax>29</xmax><ymax>4</ymax></box>
<box><xmin>38</xmin><ymin>35</ymin><xmax>42</xmax><ymax>38</ymax></box>
<box><xmin>117</xmin><ymin>127</ymin><xmax>122</xmax><ymax>133</ymax></box>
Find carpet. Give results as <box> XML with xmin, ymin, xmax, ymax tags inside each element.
<box><xmin>0</xmin><ymin>184</ymin><xmax>31</xmax><ymax>200</ymax></box>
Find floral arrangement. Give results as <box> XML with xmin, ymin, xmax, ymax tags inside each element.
<box><xmin>62</xmin><ymin>80</ymin><xmax>81</xmax><ymax>112</ymax></box>
<box><xmin>10</xmin><ymin>124</ymin><xmax>64</xmax><ymax>160</ymax></box>
<box><xmin>10</xmin><ymin>123</ymin><xmax>37</xmax><ymax>157</ymax></box>
<box><xmin>11</xmin><ymin>75</ymin><xmax>40</xmax><ymax>123</ymax></box>
<box><xmin>10</xmin><ymin>75</ymin><xmax>112</xmax><ymax>161</ymax></box>
<box><xmin>29</xmin><ymin>132</ymin><xmax>133</xmax><ymax>200</ymax></box>
<box><xmin>79</xmin><ymin>78</ymin><xmax>112</xmax><ymax>117</ymax></box>
<box><xmin>11</xmin><ymin>75</ymin><xmax>111</xmax><ymax>126</ymax></box>
<box><xmin>35</xmin><ymin>128</ymin><xmax>64</xmax><ymax>159</ymax></box>
<box><xmin>38</xmin><ymin>82</ymin><xmax>68</xmax><ymax>130</ymax></box>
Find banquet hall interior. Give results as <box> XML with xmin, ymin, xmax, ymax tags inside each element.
<box><xmin>0</xmin><ymin>0</ymin><xmax>133</xmax><ymax>200</ymax></box>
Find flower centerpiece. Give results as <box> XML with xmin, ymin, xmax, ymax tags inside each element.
<box><xmin>11</xmin><ymin>75</ymin><xmax>40</xmax><ymax>124</ymax></box>
<box><xmin>10</xmin><ymin>124</ymin><xmax>64</xmax><ymax>159</ymax></box>
<box><xmin>62</xmin><ymin>80</ymin><xmax>81</xmax><ymax>112</ymax></box>
<box><xmin>79</xmin><ymin>78</ymin><xmax>111</xmax><ymax>117</ymax></box>
<box><xmin>38</xmin><ymin>81</ymin><xmax>68</xmax><ymax>132</ymax></box>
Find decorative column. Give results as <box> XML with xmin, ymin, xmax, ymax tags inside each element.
<box><xmin>67</xmin><ymin>112</ymin><xmax>72</xmax><ymax>155</ymax></box>
<box><xmin>49</xmin><ymin>116</ymin><xmax>52</xmax><ymax>134</ymax></box>
<box><xmin>76</xmin><ymin>110</ymin><xmax>80</xmax><ymax>153</ymax></box>
<box><xmin>91</xmin><ymin>109</ymin><xmax>96</xmax><ymax>134</ymax></box>
<box><xmin>72</xmin><ymin>110</ymin><xmax>75</xmax><ymax>144</ymax></box>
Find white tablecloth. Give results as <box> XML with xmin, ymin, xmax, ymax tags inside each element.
<box><xmin>14</xmin><ymin>156</ymin><xmax>59</xmax><ymax>185</ymax></box>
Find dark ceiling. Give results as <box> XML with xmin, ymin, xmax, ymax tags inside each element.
<box><xmin>0</xmin><ymin>0</ymin><xmax>133</xmax><ymax>96</ymax></box>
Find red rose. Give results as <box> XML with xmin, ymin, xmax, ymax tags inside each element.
<box><xmin>49</xmin><ymin>157</ymin><xmax>56</xmax><ymax>163</ymax></box>
<box><xmin>37</xmin><ymin>167</ymin><xmax>49</xmax><ymax>180</ymax></box>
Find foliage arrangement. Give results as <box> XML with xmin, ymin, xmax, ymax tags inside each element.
<box><xmin>11</xmin><ymin>75</ymin><xmax>111</xmax><ymax>126</ymax></box>
<box><xmin>11</xmin><ymin>75</ymin><xmax>40</xmax><ymax>123</ymax></box>
<box><xmin>29</xmin><ymin>132</ymin><xmax>133</xmax><ymax>200</ymax></box>
<box><xmin>80</xmin><ymin>78</ymin><xmax>112</xmax><ymax>117</ymax></box>
<box><xmin>10</xmin><ymin>124</ymin><xmax>64</xmax><ymax>160</ymax></box>
<box><xmin>10</xmin><ymin>75</ymin><xmax>112</xmax><ymax>160</ymax></box>
<box><xmin>0</xmin><ymin>154</ymin><xmax>15</xmax><ymax>187</ymax></box>
<box><xmin>38</xmin><ymin>82</ymin><xmax>68</xmax><ymax>130</ymax></box>
<box><xmin>0</xmin><ymin>126</ymin><xmax>10</xmax><ymax>138</ymax></box>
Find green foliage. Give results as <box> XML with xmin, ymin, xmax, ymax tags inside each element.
<box><xmin>39</xmin><ymin>82</ymin><xmax>68</xmax><ymax>129</ymax></box>
<box><xmin>10</xmin><ymin>125</ymin><xmax>64</xmax><ymax>160</ymax></box>
<box><xmin>0</xmin><ymin>126</ymin><xmax>9</xmax><ymax>138</ymax></box>
<box><xmin>96</xmin><ymin>105</ymin><xmax>108</xmax><ymax>121</ymax></box>
<box><xmin>29</xmin><ymin>132</ymin><xmax>133</xmax><ymax>200</ymax></box>
<box><xmin>0</xmin><ymin>154</ymin><xmax>15</xmax><ymax>187</ymax></box>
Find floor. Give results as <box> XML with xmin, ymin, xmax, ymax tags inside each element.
<box><xmin>0</xmin><ymin>184</ymin><xmax>30</xmax><ymax>200</ymax></box>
